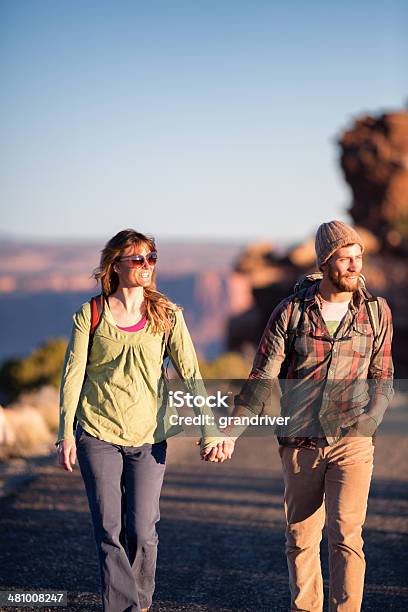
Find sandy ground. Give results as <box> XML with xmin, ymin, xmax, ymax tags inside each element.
<box><xmin>0</xmin><ymin>402</ymin><xmax>407</xmax><ymax>612</ymax></box>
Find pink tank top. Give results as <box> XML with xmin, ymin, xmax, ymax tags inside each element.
<box><xmin>117</xmin><ymin>318</ymin><xmax>147</xmax><ymax>332</ymax></box>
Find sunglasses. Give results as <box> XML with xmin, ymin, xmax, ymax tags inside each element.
<box><xmin>118</xmin><ymin>252</ymin><xmax>158</xmax><ymax>268</ymax></box>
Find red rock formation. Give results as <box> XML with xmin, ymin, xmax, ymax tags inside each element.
<box><xmin>339</xmin><ymin>111</ymin><xmax>408</xmax><ymax>246</ymax></box>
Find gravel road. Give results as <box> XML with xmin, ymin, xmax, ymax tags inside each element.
<box><xmin>1</xmin><ymin>405</ymin><xmax>407</xmax><ymax>612</ymax></box>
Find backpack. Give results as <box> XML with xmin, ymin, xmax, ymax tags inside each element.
<box><xmin>279</xmin><ymin>273</ymin><xmax>380</xmax><ymax>379</ymax></box>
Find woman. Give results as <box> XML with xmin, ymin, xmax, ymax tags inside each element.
<box><xmin>56</xmin><ymin>229</ymin><xmax>234</xmax><ymax>612</ymax></box>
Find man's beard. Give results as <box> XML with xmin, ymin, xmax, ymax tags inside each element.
<box><xmin>328</xmin><ymin>266</ymin><xmax>360</xmax><ymax>292</ymax></box>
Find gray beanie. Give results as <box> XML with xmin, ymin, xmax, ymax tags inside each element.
<box><xmin>315</xmin><ymin>220</ymin><xmax>364</xmax><ymax>269</ymax></box>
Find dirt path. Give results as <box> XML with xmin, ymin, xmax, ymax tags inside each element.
<box><xmin>1</xmin><ymin>409</ymin><xmax>408</xmax><ymax>611</ymax></box>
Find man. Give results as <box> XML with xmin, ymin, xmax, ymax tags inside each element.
<box><xmin>224</xmin><ymin>220</ymin><xmax>394</xmax><ymax>612</ymax></box>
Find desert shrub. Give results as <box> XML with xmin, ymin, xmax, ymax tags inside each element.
<box><xmin>0</xmin><ymin>404</ymin><xmax>52</xmax><ymax>461</ymax></box>
<box><xmin>0</xmin><ymin>338</ymin><xmax>67</xmax><ymax>401</ymax></box>
<box><xmin>14</xmin><ymin>386</ymin><xmax>60</xmax><ymax>431</ymax></box>
<box><xmin>199</xmin><ymin>351</ymin><xmax>252</xmax><ymax>379</ymax></box>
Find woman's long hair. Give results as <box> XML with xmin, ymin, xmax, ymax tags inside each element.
<box><xmin>93</xmin><ymin>229</ymin><xmax>178</xmax><ymax>334</ymax></box>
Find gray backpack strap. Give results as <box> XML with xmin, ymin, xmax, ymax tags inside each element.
<box><xmin>288</xmin><ymin>272</ymin><xmax>320</xmax><ymax>345</ymax></box>
<box><xmin>286</xmin><ymin>289</ymin><xmax>307</xmax><ymax>339</ymax></box>
<box><xmin>281</xmin><ymin>291</ymin><xmax>307</xmax><ymax>376</ymax></box>
<box><xmin>364</xmin><ymin>297</ymin><xmax>380</xmax><ymax>339</ymax></box>
<box><xmin>360</xmin><ymin>286</ymin><xmax>380</xmax><ymax>339</ymax></box>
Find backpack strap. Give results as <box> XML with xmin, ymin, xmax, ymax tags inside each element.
<box><xmin>287</xmin><ymin>273</ymin><xmax>320</xmax><ymax>350</ymax></box>
<box><xmin>360</xmin><ymin>287</ymin><xmax>380</xmax><ymax>339</ymax></box>
<box><xmin>365</xmin><ymin>298</ymin><xmax>380</xmax><ymax>340</ymax></box>
<box><xmin>279</xmin><ymin>290</ymin><xmax>307</xmax><ymax>379</ymax></box>
<box><xmin>88</xmin><ymin>294</ymin><xmax>105</xmax><ymax>358</ymax></box>
<box><xmin>90</xmin><ymin>294</ymin><xmax>104</xmax><ymax>335</ymax></box>
<box><xmin>161</xmin><ymin>310</ymin><xmax>177</xmax><ymax>381</ymax></box>
<box><xmin>286</xmin><ymin>289</ymin><xmax>308</xmax><ymax>341</ymax></box>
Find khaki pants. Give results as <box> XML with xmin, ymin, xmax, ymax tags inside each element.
<box><xmin>279</xmin><ymin>436</ymin><xmax>374</xmax><ymax>612</ymax></box>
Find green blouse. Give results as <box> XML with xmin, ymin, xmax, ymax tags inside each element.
<box><xmin>57</xmin><ymin>301</ymin><xmax>220</xmax><ymax>448</ymax></box>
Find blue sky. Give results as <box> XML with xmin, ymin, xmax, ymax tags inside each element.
<box><xmin>1</xmin><ymin>0</ymin><xmax>407</xmax><ymax>245</ymax></box>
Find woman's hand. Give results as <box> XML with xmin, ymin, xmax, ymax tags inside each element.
<box><xmin>57</xmin><ymin>437</ymin><xmax>77</xmax><ymax>472</ymax></box>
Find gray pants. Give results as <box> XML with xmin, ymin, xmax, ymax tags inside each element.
<box><xmin>76</xmin><ymin>425</ymin><xmax>166</xmax><ymax>612</ymax></box>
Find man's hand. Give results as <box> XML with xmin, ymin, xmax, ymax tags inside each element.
<box><xmin>221</xmin><ymin>436</ymin><xmax>236</xmax><ymax>460</ymax></box>
<box><xmin>57</xmin><ymin>437</ymin><xmax>77</xmax><ymax>472</ymax></box>
<box><xmin>346</xmin><ymin>413</ymin><xmax>378</xmax><ymax>437</ymax></box>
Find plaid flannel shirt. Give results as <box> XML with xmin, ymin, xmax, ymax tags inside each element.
<box><xmin>236</xmin><ymin>282</ymin><xmax>394</xmax><ymax>448</ymax></box>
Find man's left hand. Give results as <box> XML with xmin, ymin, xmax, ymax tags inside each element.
<box><xmin>347</xmin><ymin>413</ymin><xmax>378</xmax><ymax>436</ymax></box>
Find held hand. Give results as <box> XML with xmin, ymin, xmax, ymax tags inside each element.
<box><xmin>205</xmin><ymin>442</ymin><xmax>225</xmax><ymax>462</ymax></box>
<box><xmin>196</xmin><ymin>439</ymin><xmax>222</xmax><ymax>462</ymax></box>
<box><xmin>197</xmin><ymin>437</ymin><xmax>236</xmax><ymax>463</ymax></box>
<box><xmin>220</xmin><ymin>426</ymin><xmax>237</xmax><ymax>460</ymax></box>
<box><xmin>57</xmin><ymin>437</ymin><xmax>77</xmax><ymax>472</ymax></box>
<box><xmin>221</xmin><ymin>436</ymin><xmax>236</xmax><ymax>460</ymax></box>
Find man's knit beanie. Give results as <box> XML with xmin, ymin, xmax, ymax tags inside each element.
<box><xmin>315</xmin><ymin>220</ymin><xmax>364</xmax><ymax>270</ymax></box>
